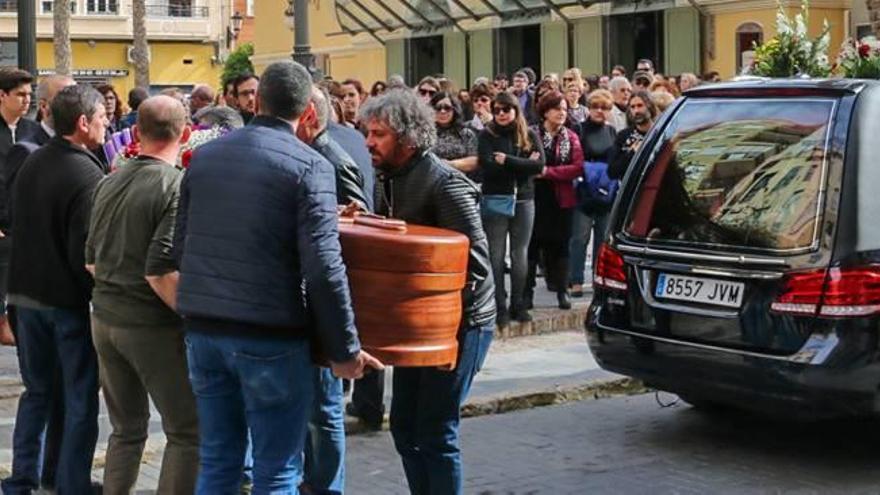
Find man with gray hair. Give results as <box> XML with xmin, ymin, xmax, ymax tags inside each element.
<box><xmin>1</xmin><ymin>74</ymin><xmax>74</xmax><ymax>490</ymax></box>
<box><xmin>608</xmin><ymin>76</ymin><xmax>633</xmax><ymax>131</ymax></box>
<box><xmin>86</xmin><ymin>95</ymin><xmax>199</xmax><ymax>493</ymax></box>
<box><xmin>294</xmin><ymin>84</ymin><xmax>368</xmax><ymax>494</ymax></box>
<box><xmin>359</xmin><ymin>88</ymin><xmax>495</xmax><ymax>495</ymax></box>
<box><xmin>3</xmin><ymin>84</ymin><xmax>107</xmax><ymax>494</ymax></box>
<box><xmin>192</xmin><ymin>105</ymin><xmax>245</xmax><ymax>130</ymax></box>
<box><xmin>173</xmin><ymin>61</ymin><xmax>382</xmax><ymax>491</ymax></box>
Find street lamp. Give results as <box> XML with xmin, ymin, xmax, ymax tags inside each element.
<box><xmin>230</xmin><ymin>11</ymin><xmax>244</xmax><ymax>39</ymax></box>
<box><xmin>289</xmin><ymin>0</ymin><xmax>315</xmax><ymax>74</ymax></box>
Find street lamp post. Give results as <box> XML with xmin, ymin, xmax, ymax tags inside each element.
<box><xmin>17</xmin><ymin>0</ymin><xmax>37</xmax><ymax>75</ymax></box>
<box><xmin>290</xmin><ymin>0</ymin><xmax>315</xmax><ymax>72</ymax></box>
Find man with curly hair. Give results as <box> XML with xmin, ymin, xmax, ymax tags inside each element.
<box><xmin>359</xmin><ymin>88</ymin><xmax>496</xmax><ymax>495</ymax></box>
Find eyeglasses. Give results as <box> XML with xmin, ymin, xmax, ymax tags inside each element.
<box><xmin>492</xmin><ymin>106</ymin><xmax>513</xmax><ymax>115</ymax></box>
<box><xmin>434</xmin><ymin>104</ymin><xmax>453</xmax><ymax>113</ymax></box>
<box><xmin>590</xmin><ymin>104</ymin><xmax>613</xmax><ymax>111</ymax></box>
<box><xmin>476</xmin><ymin>96</ymin><xmax>492</xmax><ymax>104</ymax></box>
<box><xmin>419</xmin><ymin>88</ymin><xmax>437</xmax><ymax>97</ymax></box>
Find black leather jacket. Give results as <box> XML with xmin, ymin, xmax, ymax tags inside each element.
<box><xmin>311</xmin><ymin>130</ymin><xmax>370</xmax><ymax>210</ymax></box>
<box><xmin>375</xmin><ymin>151</ymin><xmax>496</xmax><ymax>329</ymax></box>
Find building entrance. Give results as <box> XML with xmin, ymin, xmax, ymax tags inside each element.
<box><xmin>407</xmin><ymin>35</ymin><xmax>444</xmax><ymax>84</ymax></box>
<box><xmin>607</xmin><ymin>11</ymin><xmax>664</xmax><ymax>74</ymax></box>
<box><xmin>497</xmin><ymin>24</ymin><xmax>541</xmax><ymax>77</ymax></box>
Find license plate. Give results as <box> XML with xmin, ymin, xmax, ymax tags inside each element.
<box><xmin>654</xmin><ymin>273</ymin><xmax>744</xmax><ymax>308</ymax></box>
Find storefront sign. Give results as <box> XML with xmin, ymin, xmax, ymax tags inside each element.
<box><xmin>37</xmin><ymin>69</ymin><xmax>129</xmax><ymax>77</ymax></box>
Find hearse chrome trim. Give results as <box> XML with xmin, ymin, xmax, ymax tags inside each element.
<box><xmin>595</xmin><ymin>318</ymin><xmax>797</xmax><ymax>362</ymax></box>
<box><xmin>617</xmin><ymin>244</ymin><xmax>788</xmax><ymax>267</ymax></box>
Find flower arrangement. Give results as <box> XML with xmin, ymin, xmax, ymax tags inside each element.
<box><xmin>747</xmin><ymin>0</ymin><xmax>831</xmax><ymax>78</ymax></box>
<box><xmin>112</xmin><ymin>124</ymin><xmax>233</xmax><ymax>172</ymax></box>
<box><xmin>837</xmin><ymin>36</ymin><xmax>880</xmax><ymax>79</ymax></box>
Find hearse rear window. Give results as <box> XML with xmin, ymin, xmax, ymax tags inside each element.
<box><xmin>623</xmin><ymin>98</ymin><xmax>836</xmax><ymax>251</ymax></box>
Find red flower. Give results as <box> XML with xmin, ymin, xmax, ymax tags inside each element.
<box><xmin>859</xmin><ymin>43</ymin><xmax>871</xmax><ymax>58</ymax></box>
<box><xmin>181</xmin><ymin>149</ymin><xmax>194</xmax><ymax>169</ymax></box>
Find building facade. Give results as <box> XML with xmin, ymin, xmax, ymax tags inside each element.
<box><xmin>253</xmin><ymin>0</ymin><xmax>855</xmax><ymax>87</ymax></box>
<box><xmin>0</xmin><ymin>0</ymin><xmax>243</xmax><ymax>96</ymax></box>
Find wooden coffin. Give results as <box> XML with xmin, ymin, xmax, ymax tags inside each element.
<box><xmin>338</xmin><ymin>214</ymin><xmax>470</xmax><ymax>369</ymax></box>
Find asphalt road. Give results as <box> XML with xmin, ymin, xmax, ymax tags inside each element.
<box><xmin>346</xmin><ymin>392</ymin><xmax>880</xmax><ymax>494</ymax></box>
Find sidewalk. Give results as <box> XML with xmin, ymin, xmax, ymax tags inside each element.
<box><xmin>0</xmin><ymin>284</ymin><xmax>622</xmax><ymax>491</ymax></box>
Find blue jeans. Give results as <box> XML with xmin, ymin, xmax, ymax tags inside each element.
<box><xmin>303</xmin><ymin>367</ymin><xmax>345</xmax><ymax>494</ymax></box>
<box><xmin>1</xmin><ymin>306</ymin><xmax>99</xmax><ymax>495</ymax></box>
<box><xmin>483</xmin><ymin>200</ymin><xmax>535</xmax><ymax>312</ymax></box>
<box><xmin>389</xmin><ymin>323</ymin><xmax>494</xmax><ymax>495</ymax></box>
<box><xmin>185</xmin><ymin>331</ymin><xmax>316</xmax><ymax>495</ymax></box>
<box><xmin>569</xmin><ymin>210</ymin><xmax>609</xmax><ymax>286</ymax></box>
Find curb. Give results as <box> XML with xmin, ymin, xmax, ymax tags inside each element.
<box><xmin>344</xmin><ymin>376</ymin><xmax>644</xmax><ymax>435</ymax></box>
<box><xmin>497</xmin><ymin>304</ymin><xmax>590</xmax><ymax>339</ymax></box>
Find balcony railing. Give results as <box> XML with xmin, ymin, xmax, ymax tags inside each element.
<box><xmin>144</xmin><ymin>3</ymin><xmax>208</xmax><ymax>18</ymax></box>
<box><xmin>0</xmin><ymin>0</ymin><xmax>16</xmax><ymax>12</ymax></box>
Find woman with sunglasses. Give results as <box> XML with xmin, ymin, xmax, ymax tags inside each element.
<box><xmin>478</xmin><ymin>92</ymin><xmax>545</xmax><ymax>326</ymax></box>
<box><xmin>569</xmin><ymin>89</ymin><xmax>618</xmax><ymax>297</ymax></box>
<box><xmin>467</xmin><ymin>83</ymin><xmax>494</xmax><ymax>131</ymax></box>
<box><xmin>527</xmin><ymin>90</ymin><xmax>585</xmax><ymax>310</ymax></box>
<box><xmin>430</xmin><ymin>92</ymin><xmax>479</xmax><ymax>179</ymax></box>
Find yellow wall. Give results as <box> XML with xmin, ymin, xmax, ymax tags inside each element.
<box><xmin>252</xmin><ymin>0</ymin><xmax>386</xmax><ymax>82</ymax></box>
<box><xmin>35</xmin><ymin>40</ymin><xmax>222</xmax><ymax>99</ymax></box>
<box><xmin>709</xmin><ymin>7</ymin><xmax>848</xmax><ymax>79</ymax></box>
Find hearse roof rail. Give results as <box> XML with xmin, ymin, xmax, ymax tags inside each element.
<box><xmin>683</xmin><ymin>78</ymin><xmax>877</xmax><ymax>98</ymax></box>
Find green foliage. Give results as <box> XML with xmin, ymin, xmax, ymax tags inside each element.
<box><xmin>748</xmin><ymin>0</ymin><xmax>831</xmax><ymax>78</ymax></box>
<box><xmin>222</xmin><ymin>43</ymin><xmax>255</xmax><ymax>86</ymax></box>
<box><xmin>837</xmin><ymin>37</ymin><xmax>880</xmax><ymax>79</ymax></box>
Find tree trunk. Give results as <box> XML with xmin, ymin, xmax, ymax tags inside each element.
<box><xmin>870</xmin><ymin>0</ymin><xmax>880</xmax><ymax>38</ymax></box>
<box><xmin>132</xmin><ymin>0</ymin><xmax>150</xmax><ymax>88</ymax></box>
<box><xmin>53</xmin><ymin>0</ymin><xmax>72</xmax><ymax>75</ymax></box>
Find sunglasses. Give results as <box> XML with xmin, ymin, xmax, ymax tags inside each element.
<box><xmin>434</xmin><ymin>104</ymin><xmax>453</xmax><ymax>112</ymax></box>
<box><xmin>590</xmin><ymin>104</ymin><xmax>613</xmax><ymax>111</ymax></box>
<box><xmin>476</xmin><ymin>96</ymin><xmax>492</xmax><ymax>104</ymax></box>
<box><xmin>492</xmin><ymin>106</ymin><xmax>513</xmax><ymax>115</ymax></box>
<box><xmin>562</xmin><ymin>77</ymin><xmax>574</xmax><ymax>82</ymax></box>
<box><xmin>419</xmin><ymin>88</ymin><xmax>437</xmax><ymax>97</ymax></box>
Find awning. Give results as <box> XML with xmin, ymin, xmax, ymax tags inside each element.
<box><xmin>333</xmin><ymin>0</ymin><xmax>608</xmax><ymax>41</ymax></box>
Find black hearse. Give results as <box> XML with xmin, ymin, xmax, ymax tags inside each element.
<box><xmin>586</xmin><ymin>79</ymin><xmax>880</xmax><ymax>418</ymax></box>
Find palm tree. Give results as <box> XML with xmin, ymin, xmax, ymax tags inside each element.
<box><xmin>870</xmin><ymin>0</ymin><xmax>880</xmax><ymax>37</ymax></box>
<box><xmin>53</xmin><ymin>0</ymin><xmax>72</xmax><ymax>75</ymax></box>
<box><xmin>132</xmin><ymin>0</ymin><xmax>150</xmax><ymax>88</ymax></box>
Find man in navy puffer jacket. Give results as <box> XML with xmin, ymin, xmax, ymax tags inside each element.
<box><xmin>172</xmin><ymin>61</ymin><xmax>382</xmax><ymax>493</ymax></box>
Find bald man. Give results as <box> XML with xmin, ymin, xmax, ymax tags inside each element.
<box><xmin>85</xmin><ymin>95</ymin><xmax>199</xmax><ymax>493</ymax></box>
<box><xmin>189</xmin><ymin>83</ymin><xmax>215</xmax><ymax>120</ymax></box>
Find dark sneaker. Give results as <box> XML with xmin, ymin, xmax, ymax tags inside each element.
<box><xmin>557</xmin><ymin>291</ymin><xmax>572</xmax><ymax>310</ymax></box>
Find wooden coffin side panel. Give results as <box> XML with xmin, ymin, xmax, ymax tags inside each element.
<box><xmin>348</xmin><ymin>268</ymin><xmax>464</xmax><ymax>369</ymax></box>
<box><xmin>339</xmin><ymin>223</ymin><xmax>470</xmax><ymax>275</ymax></box>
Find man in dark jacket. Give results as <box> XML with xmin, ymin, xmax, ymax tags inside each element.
<box><xmin>173</xmin><ymin>61</ymin><xmax>382</xmax><ymax>491</ymax></box>
<box><xmin>293</xmin><ymin>84</ymin><xmax>367</xmax><ymax>493</ymax></box>
<box><xmin>0</xmin><ymin>68</ymin><xmax>40</xmax><ymax>345</ymax></box>
<box><xmin>608</xmin><ymin>90</ymin><xmax>657</xmax><ymax>181</ymax></box>
<box><xmin>1</xmin><ymin>84</ymin><xmax>107</xmax><ymax>495</ymax></box>
<box><xmin>1</xmin><ymin>73</ymin><xmax>75</xmax><ymax>491</ymax></box>
<box><xmin>359</xmin><ymin>88</ymin><xmax>496</xmax><ymax>495</ymax></box>
<box><xmin>327</xmin><ymin>120</ymin><xmax>374</xmax><ymax>211</ymax></box>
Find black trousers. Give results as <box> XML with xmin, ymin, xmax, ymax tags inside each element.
<box><xmin>351</xmin><ymin>369</ymin><xmax>385</xmax><ymax>422</ymax></box>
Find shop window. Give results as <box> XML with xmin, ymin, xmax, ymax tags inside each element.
<box><xmin>41</xmin><ymin>1</ymin><xmax>77</xmax><ymax>14</ymax></box>
<box><xmin>87</xmin><ymin>0</ymin><xmax>117</xmax><ymax>14</ymax></box>
<box><xmin>736</xmin><ymin>22</ymin><xmax>763</xmax><ymax>74</ymax></box>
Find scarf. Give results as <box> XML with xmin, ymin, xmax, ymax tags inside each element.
<box><xmin>541</xmin><ymin>126</ymin><xmax>571</xmax><ymax>165</ymax></box>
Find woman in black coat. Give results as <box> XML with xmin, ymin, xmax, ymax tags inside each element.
<box><xmin>477</xmin><ymin>92</ymin><xmax>545</xmax><ymax>326</ymax></box>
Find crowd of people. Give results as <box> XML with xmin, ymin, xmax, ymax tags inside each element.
<box><xmin>0</xmin><ymin>57</ymin><xmax>711</xmax><ymax>494</ymax></box>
